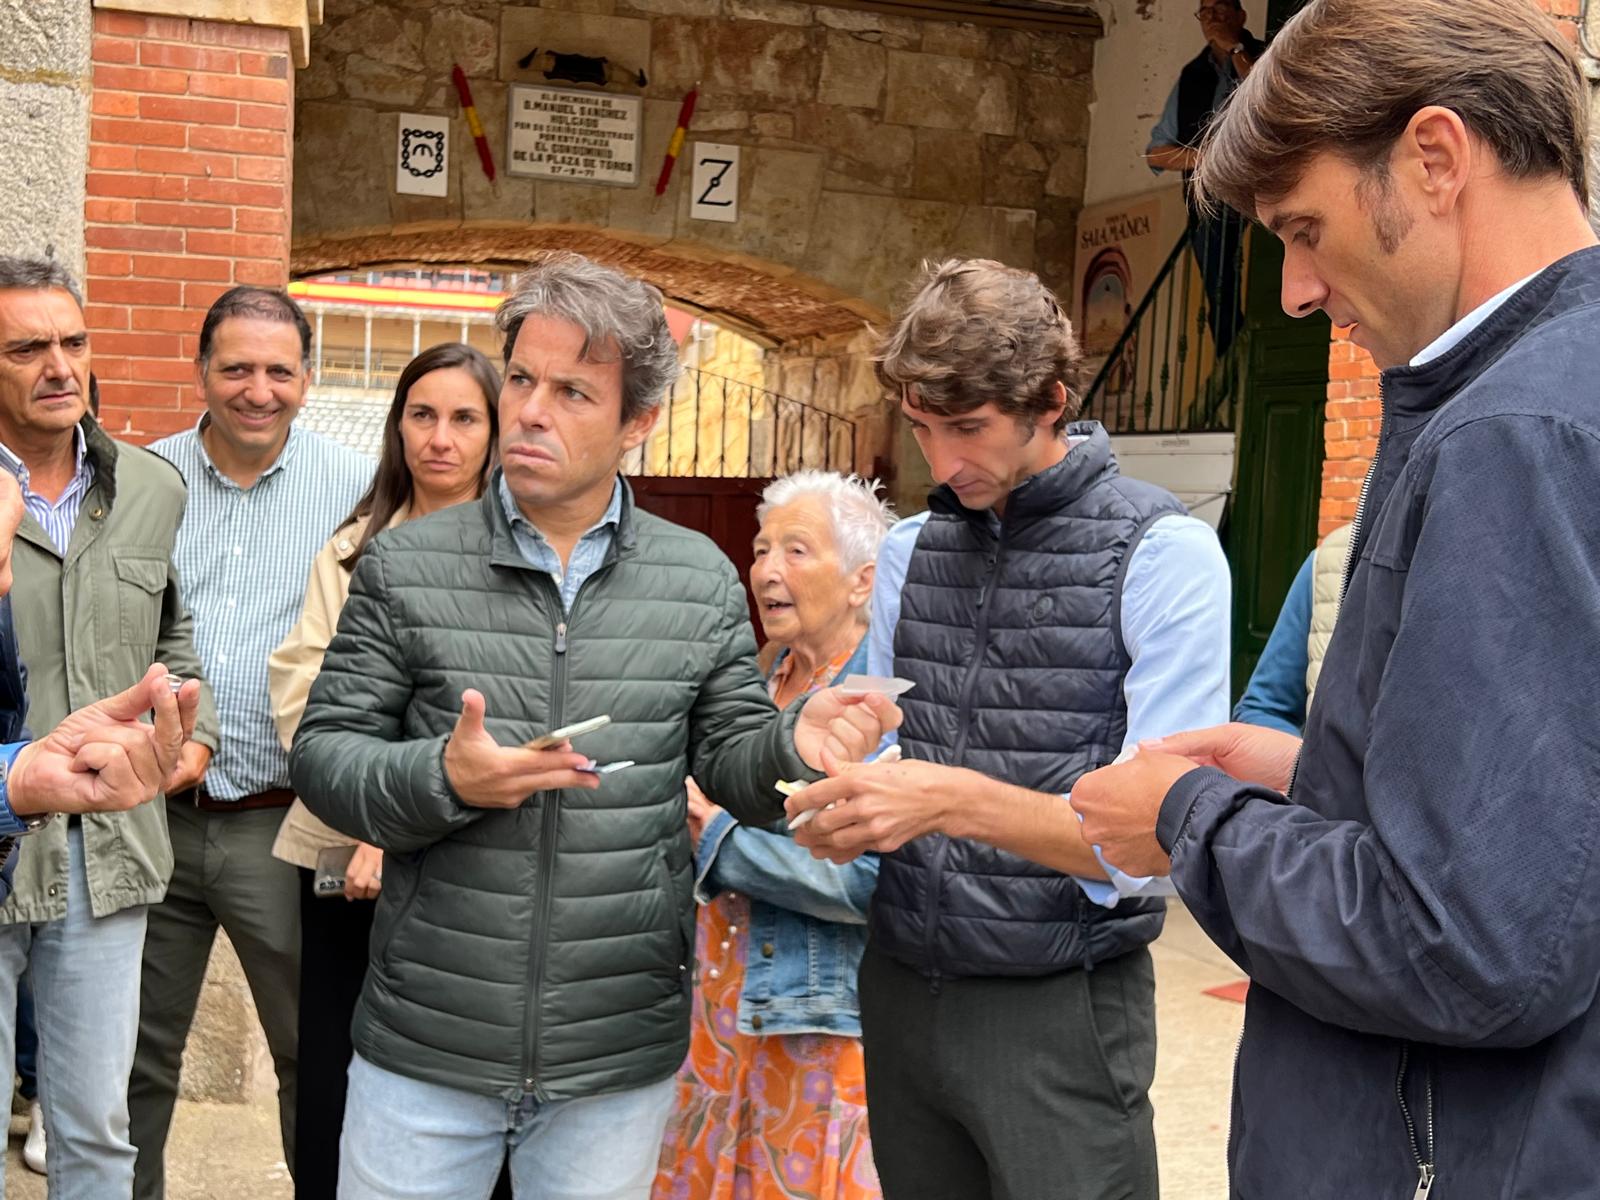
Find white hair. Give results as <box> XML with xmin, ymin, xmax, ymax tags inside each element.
<box><xmin>757</xmin><ymin>470</ymin><xmax>897</xmax><ymax>573</ymax></box>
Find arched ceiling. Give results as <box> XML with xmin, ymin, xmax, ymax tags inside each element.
<box><xmin>291</xmin><ymin>225</ymin><xmax>884</xmax><ymax>348</ymax></box>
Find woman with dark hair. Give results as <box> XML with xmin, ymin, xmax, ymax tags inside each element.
<box><xmin>267</xmin><ymin>342</ymin><xmax>503</xmax><ymax>1199</ymax></box>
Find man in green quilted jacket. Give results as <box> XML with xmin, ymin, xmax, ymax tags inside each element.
<box><xmin>289</xmin><ymin>252</ymin><xmax>898</xmax><ymax>1200</ymax></box>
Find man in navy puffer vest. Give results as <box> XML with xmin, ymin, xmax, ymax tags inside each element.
<box><xmin>788</xmin><ymin>259</ymin><xmax>1231</xmax><ymax>1200</ymax></box>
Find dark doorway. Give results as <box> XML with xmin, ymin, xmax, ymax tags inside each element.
<box><xmin>1223</xmin><ymin>0</ymin><xmax>1330</xmax><ymax>694</ymax></box>
<box><xmin>629</xmin><ymin>476</ymin><xmax>769</xmax><ymax>633</ymax></box>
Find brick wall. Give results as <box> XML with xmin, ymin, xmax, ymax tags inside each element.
<box><xmin>86</xmin><ymin>10</ymin><xmax>294</xmax><ymax>445</ymax></box>
<box><xmin>1318</xmin><ymin>0</ymin><xmax>1580</xmax><ymax>535</ymax></box>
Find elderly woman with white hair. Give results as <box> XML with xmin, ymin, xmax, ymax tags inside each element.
<box><xmin>654</xmin><ymin>471</ymin><xmax>894</xmax><ymax>1200</ymax></box>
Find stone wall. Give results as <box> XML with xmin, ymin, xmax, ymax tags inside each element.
<box><xmin>294</xmin><ymin>0</ymin><xmax>1099</xmax><ymax>324</ymax></box>
<box><xmin>1</xmin><ymin>0</ymin><xmax>93</xmax><ymax>270</ymax></box>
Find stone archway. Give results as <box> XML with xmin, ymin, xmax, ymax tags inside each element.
<box><xmin>290</xmin><ymin>221</ymin><xmax>903</xmax><ymax>495</ymax></box>
<box><xmin>290</xmin><ymin>222</ymin><xmax>883</xmax><ymax>348</ymax></box>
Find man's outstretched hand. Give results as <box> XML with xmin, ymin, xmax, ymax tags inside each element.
<box><xmin>1143</xmin><ymin>722</ymin><xmax>1302</xmax><ymax>795</ymax></box>
<box><xmin>793</xmin><ymin>689</ymin><xmax>901</xmax><ymax>772</ymax></box>
<box><xmin>7</xmin><ymin>664</ymin><xmax>201</xmax><ymax>817</ymax></box>
<box><xmin>443</xmin><ymin>689</ymin><xmax>599</xmax><ymax>808</ymax></box>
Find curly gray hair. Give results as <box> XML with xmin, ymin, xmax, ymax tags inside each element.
<box><xmin>496</xmin><ymin>252</ymin><xmax>682</xmax><ymax>423</ymax></box>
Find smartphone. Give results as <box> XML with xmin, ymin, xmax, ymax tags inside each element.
<box><xmin>0</xmin><ymin>444</ymin><xmax>24</xmax><ymax>482</ymax></box>
<box><xmin>312</xmin><ymin>844</ymin><xmax>358</xmax><ymax>898</ymax></box>
<box><xmin>526</xmin><ymin>714</ymin><xmax>611</xmax><ymax>751</ymax></box>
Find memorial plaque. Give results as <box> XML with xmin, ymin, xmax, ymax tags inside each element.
<box><xmin>507</xmin><ymin>84</ymin><xmax>642</xmax><ymax>187</ymax></box>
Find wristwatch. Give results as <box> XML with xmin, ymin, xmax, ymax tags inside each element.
<box><xmin>0</xmin><ymin>745</ymin><xmax>54</xmax><ymax>835</ymax></box>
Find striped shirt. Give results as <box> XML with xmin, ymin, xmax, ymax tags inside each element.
<box><xmin>3</xmin><ymin>426</ymin><xmax>94</xmax><ymax>555</ymax></box>
<box><xmin>152</xmin><ymin>419</ymin><xmax>373</xmax><ymax>800</ymax></box>
<box><xmin>498</xmin><ymin>474</ymin><xmax>622</xmax><ymax>612</ymax></box>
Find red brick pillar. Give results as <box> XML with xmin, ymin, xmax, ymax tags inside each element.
<box><xmin>85</xmin><ymin>10</ymin><xmax>294</xmax><ymax>445</ymax></box>
<box><xmin>1319</xmin><ymin>330</ymin><xmax>1380</xmax><ymax>537</ymax></box>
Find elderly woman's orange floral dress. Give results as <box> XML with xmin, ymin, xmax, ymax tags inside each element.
<box><xmin>652</xmin><ymin>651</ymin><xmax>880</xmax><ymax>1200</ymax></box>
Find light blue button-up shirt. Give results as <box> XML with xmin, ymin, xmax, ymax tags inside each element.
<box><xmin>4</xmin><ymin>425</ymin><xmax>94</xmax><ymax>556</ymax></box>
<box><xmin>1147</xmin><ymin>49</ymin><xmax>1243</xmax><ymax>165</ymax></box>
<box><xmin>869</xmin><ymin>499</ymin><xmax>1232</xmax><ymax>907</ymax></box>
<box><xmin>497</xmin><ymin>474</ymin><xmax>623</xmax><ymax>611</ymax></box>
<box><xmin>152</xmin><ymin>419</ymin><xmax>373</xmax><ymax>799</ymax></box>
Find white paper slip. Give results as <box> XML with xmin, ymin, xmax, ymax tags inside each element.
<box><xmin>835</xmin><ymin>674</ymin><xmax>916</xmax><ymax>697</ymax></box>
<box><xmin>784</xmin><ymin>744</ymin><xmax>903</xmax><ymax>831</ymax></box>
<box><xmin>578</xmin><ymin>759</ymin><xmax>635</xmax><ymax>775</ymax></box>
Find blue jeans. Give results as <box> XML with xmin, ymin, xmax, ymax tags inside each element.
<box><xmin>338</xmin><ymin>1054</ymin><xmax>675</xmax><ymax>1200</ymax></box>
<box><xmin>0</xmin><ymin>824</ymin><xmax>148</xmax><ymax>1198</ymax></box>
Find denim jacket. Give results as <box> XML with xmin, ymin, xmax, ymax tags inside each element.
<box><xmin>693</xmin><ymin>638</ymin><xmax>877</xmax><ymax>1037</ymax></box>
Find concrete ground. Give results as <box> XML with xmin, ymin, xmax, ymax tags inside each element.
<box><xmin>1</xmin><ymin>900</ymin><xmax>1244</xmax><ymax>1198</ymax></box>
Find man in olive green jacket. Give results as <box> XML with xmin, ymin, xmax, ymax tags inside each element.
<box><xmin>0</xmin><ymin>257</ymin><xmax>218</xmax><ymax>1199</ymax></box>
<box><xmin>290</xmin><ymin>253</ymin><xmax>895</xmax><ymax>1200</ymax></box>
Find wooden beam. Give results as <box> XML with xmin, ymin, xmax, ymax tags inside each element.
<box><xmin>809</xmin><ymin>0</ymin><xmax>1103</xmax><ymax>35</ymax></box>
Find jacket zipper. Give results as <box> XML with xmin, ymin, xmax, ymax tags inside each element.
<box><xmin>520</xmin><ymin>609</ymin><xmax>567</xmax><ymax>1098</ymax></box>
<box><xmin>921</xmin><ymin>523</ymin><xmax>1009</xmax><ymax>991</ymax></box>
<box><xmin>518</xmin><ymin>554</ymin><xmax>621</xmax><ymax>1098</ymax></box>
<box><xmin>1396</xmin><ymin>1044</ymin><xmax>1436</xmax><ymax>1199</ymax></box>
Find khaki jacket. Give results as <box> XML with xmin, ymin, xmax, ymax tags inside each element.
<box><xmin>270</xmin><ymin>509</ymin><xmax>403</xmax><ymax>869</ymax></box>
<box><xmin>6</xmin><ymin>419</ymin><xmax>220</xmax><ymax>922</ymax></box>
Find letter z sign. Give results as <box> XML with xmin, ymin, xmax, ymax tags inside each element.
<box><xmin>690</xmin><ymin>143</ymin><xmax>740</xmax><ymax>223</ymax></box>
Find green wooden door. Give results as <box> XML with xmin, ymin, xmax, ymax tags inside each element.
<box><xmin>1225</xmin><ymin>225</ymin><xmax>1330</xmax><ymax>697</ymax></box>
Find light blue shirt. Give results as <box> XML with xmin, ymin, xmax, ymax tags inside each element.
<box><xmin>4</xmin><ymin>426</ymin><xmax>94</xmax><ymax>556</ymax></box>
<box><xmin>153</xmin><ymin>419</ymin><xmax>373</xmax><ymax>799</ymax></box>
<box><xmin>1147</xmin><ymin>51</ymin><xmax>1242</xmax><ymax>167</ymax></box>
<box><xmin>497</xmin><ymin>474</ymin><xmax>623</xmax><ymax>611</ymax></box>
<box><xmin>869</xmin><ymin>506</ymin><xmax>1232</xmax><ymax>908</ymax></box>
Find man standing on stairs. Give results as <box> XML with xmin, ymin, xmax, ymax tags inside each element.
<box><xmin>1146</xmin><ymin>0</ymin><xmax>1266</xmax><ymax>357</ymax></box>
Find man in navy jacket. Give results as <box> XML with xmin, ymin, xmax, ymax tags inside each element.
<box><xmin>1073</xmin><ymin>1</ymin><xmax>1600</xmax><ymax>1197</ymax></box>
<box><xmin>0</xmin><ymin>458</ymin><xmax>198</xmax><ymax>904</ymax></box>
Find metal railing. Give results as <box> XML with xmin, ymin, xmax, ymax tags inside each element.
<box><xmin>626</xmin><ymin>368</ymin><xmax>856</xmax><ymax>479</ymax></box>
<box><xmin>1081</xmin><ymin>219</ymin><xmax>1247</xmax><ymax>435</ymax></box>
<box><xmin>314</xmin><ymin>346</ymin><xmax>412</xmax><ymax>390</ymax></box>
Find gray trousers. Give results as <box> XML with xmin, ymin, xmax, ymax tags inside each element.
<box><xmin>128</xmin><ymin>801</ymin><xmax>300</xmax><ymax>1200</ymax></box>
<box><xmin>859</xmin><ymin>943</ymin><xmax>1159</xmax><ymax>1200</ymax></box>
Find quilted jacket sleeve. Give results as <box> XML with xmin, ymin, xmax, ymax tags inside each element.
<box><xmin>289</xmin><ymin>543</ymin><xmax>484</xmax><ymax>853</ymax></box>
<box><xmin>686</xmin><ymin>563</ymin><xmax>810</xmax><ymax>825</ymax></box>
